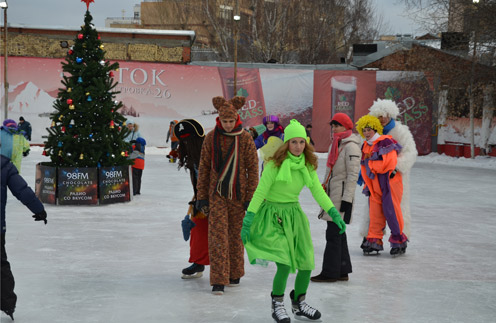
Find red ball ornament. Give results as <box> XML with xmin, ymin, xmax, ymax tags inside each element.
<box><xmin>68</xmin><ymin>49</ymin><xmax>74</xmax><ymax>55</ymax></box>
<box><xmin>109</xmin><ymin>71</ymin><xmax>114</xmax><ymax>77</ymax></box>
<box><xmin>98</xmin><ymin>35</ymin><xmax>101</xmax><ymax>40</ymax></box>
<box><xmin>78</xmin><ymin>33</ymin><xmax>84</xmax><ymax>40</ymax></box>
<box><xmin>67</xmin><ymin>99</ymin><xmax>73</xmax><ymax>105</ymax></box>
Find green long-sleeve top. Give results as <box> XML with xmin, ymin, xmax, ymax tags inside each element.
<box><xmin>247</xmin><ymin>153</ymin><xmax>335</xmax><ymax>214</ymax></box>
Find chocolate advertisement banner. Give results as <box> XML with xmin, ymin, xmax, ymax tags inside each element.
<box><xmin>99</xmin><ymin>166</ymin><xmax>131</xmax><ymax>204</ymax></box>
<box><xmin>57</xmin><ymin>167</ymin><xmax>98</xmax><ymax>205</ymax></box>
<box><xmin>35</xmin><ymin>163</ymin><xmax>57</xmax><ymax>205</ymax></box>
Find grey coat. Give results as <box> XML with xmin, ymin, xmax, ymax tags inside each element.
<box><xmin>318</xmin><ymin>133</ymin><xmax>361</xmax><ymax>222</ymax></box>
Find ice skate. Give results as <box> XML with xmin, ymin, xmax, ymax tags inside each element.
<box><xmin>271</xmin><ymin>293</ymin><xmax>291</xmax><ymax>323</ymax></box>
<box><xmin>361</xmin><ymin>238</ymin><xmax>383</xmax><ymax>256</ymax></box>
<box><xmin>290</xmin><ymin>290</ymin><xmax>321</xmax><ymax>321</ymax></box>
<box><xmin>211</xmin><ymin>284</ymin><xmax>224</xmax><ymax>295</ymax></box>
<box><xmin>390</xmin><ymin>245</ymin><xmax>407</xmax><ymax>257</ymax></box>
<box><xmin>229</xmin><ymin>278</ymin><xmax>240</xmax><ymax>287</ymax></box>
<box><xmin>181</xmin><ymin>263</ymin><xmax>204</xmax><ymax>279</ymax></box>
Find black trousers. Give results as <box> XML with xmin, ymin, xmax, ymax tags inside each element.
<box><xmin>132</xmin><ymin>168</ymin><xmax>143</xmax><ymax>195</ymax></box>
<box><xmin>1</xmin><ymin>233</ymin><xmax>17</xmax><ymax>311</ymax></box>
<box><xmin>320</xmin><ymin>221</ymin><xmax>352</xmax><ymax>278</ymax></box>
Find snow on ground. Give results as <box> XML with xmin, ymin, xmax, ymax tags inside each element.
<box><xmin>2</xmin><ymin>147</ymin><xmax>495</xmax><ymax>322</ymax></box>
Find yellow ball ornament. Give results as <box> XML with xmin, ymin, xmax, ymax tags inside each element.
<box><xmin>79</xmin><ymin>153</ymin><xmax>84</xmax><ymax>160</ymax></box>
<box><xmin>69</xmin><ymin>104</ymin><xmax>75</xmax><ymax>110</ymax></box>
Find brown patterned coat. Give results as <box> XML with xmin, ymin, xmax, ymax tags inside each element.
<box><xmin>197</xmin><ymin>127</ymin><xmax>259</xmax><ymax>286</ymax></box>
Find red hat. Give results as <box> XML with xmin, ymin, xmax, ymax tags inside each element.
<box><xmin>331</xmin><ymin>113</ymin><xmax>353</xmax><ymax>130</ymax></box>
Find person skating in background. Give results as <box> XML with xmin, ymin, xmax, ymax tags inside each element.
<box><xmin>305</xmin><ymin>124</ymin><xmax>315</xmax><ymax>146</ymax></box>
<box><xmin>254</xmin><ymin>115</ymin><xmax>284</xmax><ymax>149</ymax></box>
<box><xmin>128</xmin><ymin>137</ymin><xmax>146</xmax><ymax>196</ymax></box>
<box><xmin>196</xmin><ymin>96</ymin><xmax>259</xmax><ymax>295</ymax></box>
<box><xmin>1</xmin><ymin>155</ymin><xmax>48</xmax><ymax>320</ymax></box>
<box><xmin>123</xmin><ymin>119</ymin><xmax>141</xmax><ymax>143</ymax></box>
<box><xmin>0</xmin><ymin>119</ymin><xmax>30</xmax><ymax>173</ymax></box>
<box><xmin>359</xmin><ymin>99</ymin><xmax>417</xmax><ymax>252</ymax></box>
<box><xmin>241</xmin><ymin>120</ymin><xmax>346</xmax><ymax>323</ymax></box>
<box><xmin>356</xmin><ymin>115</ymin><xmax>407</xmax><ymax>256</ymax></box>
<box><xmin>166</xmin><ymin>120</ymin><xmax>179</xmax><ymax>163</ymax></box>
<box><xmin>175</xmin><ymin>119</ymin><xmax>209</xmax><ymax>279</ymax></box>
<box><xmin>17</xmin><ymin>117</ymin><xmax>32</xmax><ymax>141</ymax></box>
<box><xmin>312</xmin><ymin>113</ymin><xmax>361</xmax><ymax>283</ymax></box>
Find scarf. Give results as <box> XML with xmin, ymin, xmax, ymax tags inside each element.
<box><xmin>262</xmin><ymin>125</ymin><xmax>284</xmax><ymax>140</ymax></box>
<box><xmin>327</xmin><ymin>130</ymin><xmax>352</xmax><ymax>169</ymax></box>
<box><xmin>213</xmin><ymin>117</ymin><xmax>244</xmax><ymax>200</ymax></box>
<box><xmin>366</xmin><ymin>132</ymin><xmax>381</xmax><ymax>146</ymax></box>
<box><xmin>276</xmin><ymin>152</ymin><xmax>313</xmax><ymax>188</ymax></box>
<box><xmin>383</xmin><ymin>119</ymin><xmax>396</xmax><ymax>134</ymax></box>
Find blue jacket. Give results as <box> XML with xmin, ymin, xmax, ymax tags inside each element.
<box><xmin>1</xmin><ymin>155</ymin><xmax>45</xmax><ymax>233</ymax></box>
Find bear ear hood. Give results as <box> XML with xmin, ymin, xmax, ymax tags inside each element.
<box><xmin>369</xmin><ymin>99</ymin><xmax>400</xmax><ymax>119</ymax></box>
<box><xmin>212</xmin><ymin>96</ymin><xmax>245</xmax><ymax>120</ymax></box>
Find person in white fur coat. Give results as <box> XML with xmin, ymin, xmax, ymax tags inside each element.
<box><xmin>359</xmin><ymin>99</ymin><xmax>417</xmax><ymax>249</ymax></box>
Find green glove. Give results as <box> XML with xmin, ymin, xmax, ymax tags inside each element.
<box><xmin>327</xmin><ymin>207</ymin><xmax>346</xmax><ymax>234</ymax></box>
<box><xmin>241</xmin><ymin>211</ymin><xmax>255</xmax><ymax>244</ymax></box>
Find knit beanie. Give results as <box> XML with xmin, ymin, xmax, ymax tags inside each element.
<box><xmin>212</xmin><ymin>96</ymin><xmax>246</xmax><ymax>120</ymax></box>
<box><xmin>263</xmin><ymin>115</ymin><xmax>279</xmax><ymax>125</ymax></box>
<box><xmin>284</xmin><ymin>119</ymin><xmax>307</xmax><ymax>143</ymax></box>
<box><xmin>3</xmin><ymin>119</ymin><xmax>17</xmax><ymax>128</ymax></box>
<box><xmin>331</xmin><ymin>113</ymin><xmax>353</xmax><ymax>130</ymax></box>
<box><xmin>356</xmin><ymin>115</ymin><xmax>383</xmax><ymax>138</ymax></box>
<box><xmin>368</xmin><ymin>99</ymin><xmax>400</xmax><ymax>119</ymax></box>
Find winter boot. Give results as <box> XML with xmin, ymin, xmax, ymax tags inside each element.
<box><xmin>229</xmin><ymin>278</ymin><xmax>240</xmax><ymax>287</ymax></box>
<box><xmin>290</xmin><ymin>290</ymin><xmax>321</xmax><ymax>321</ymax></box>
<box><xmin>211</xmin><ymin>284</ymin><xmax>224</xmax><ymax>295</ymax></box>
<box><xmin>271</xmin><ymin>293</ymin><xmax>291</xmax><ymax>323</ymax></box>
<box><xmin>2</xmin><ymin>308</ymin><xmax>15</xmax><ymax>320</ymax></box>
<box><xmin>181</xmin><ymin>263</ymin><xmax>205</xmax><ymax>279</ymax></box>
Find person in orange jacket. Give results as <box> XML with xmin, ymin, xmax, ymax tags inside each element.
<box><xmin>166</xmin><ymin>120</ymin><xmax>179</xmax><ymax>162</ymax></box>
<box><xmin>356</xmin><ymin>115</ymin><xmax>407</xmax><ymax>256</ymax></box>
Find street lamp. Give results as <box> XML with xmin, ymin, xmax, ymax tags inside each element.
<box><xmin>233</xmin><ymin>0</ymin><xmax>240</xmax><ymax>95</ymax></box>
<box><xmin>1</xmin><ymin>0</ymin><xmax>7</xmax><ymax>121</ymax></box>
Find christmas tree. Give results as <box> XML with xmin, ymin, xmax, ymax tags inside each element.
<box><xmin>43</xmin><ymin>6</ymin><xmax>132</xmax><ymax>168</ymax></box>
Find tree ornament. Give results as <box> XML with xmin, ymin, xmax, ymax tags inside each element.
<box><xmin>79</xmin><ymin>153</ymin><xmax>84</xmax><ymax>160</ymax></box>
<box><xmin>59</xmin><ymin>151</ymin><xmax>63</xmax><ymax>156</ymax></box>
<box><xmin>67</xmin><ymin>87</ymin><xmax>72</xmax><ymax>93</ymax></box>
<box><xmin>68</xmin><ymin>49</ymin><xmax>74</xmax><ymax>55</ymax></box>
<box><xmin>42</xmin><ymin>150</ymin><xmax>47</xmax><ymax>156</ymax></box>
<box><xmin>87</xmin><ymin>96</ymin><xmax>92</xmax><ymax>102</ymax></box>
<box><xmin>99</xmin><ymin>44</ymin><xmax>104</xmax><ymax>50</ymax></box>
<box><xmin>70</xmin><ymin>119</ymin><xmax>75</xmax><ymax>125</ymax></box>
<box><xmin>110</xmin><ymin>120</ymin><xmax>115</xmax><ymax>129</ymax></box>
<box><xmin>51</xmin><ymin>121</ymin><xmax>55</xmax><ymax>127</ymax></box>
<box><xmin>61</xmin><ymin>126</ymin><xmax>66</xmax><ymax>133</ymax></box>
<box><xmin>58</xmin><ymin>142</ymin><xmax>63</xmax><ymax>147</ymax></box>
<box><xmin>58</xmin><ymin>115</ymin><xmax>64</xmax><ymax>121</ymax></box>
<box><xmin>76</xmin><ymin>57</ymin><xmax>83</xmax><ymax>63</ymax></box>
<box><xmin>67</xmin><ymin>99</ymin><xmax>73</xmax><ymax>105</ymax></box>
<box><xmin>78</xmin><ymin>33</ymin><xmax>84</xmax><ymax>40</ymax></box>
<box><xmin>69</xmin><ymin>104</ymin><xmax>75</xmax><ymax>110</ymax></box>
<box><xmin>111</xmin><ymin>154</ymin><xmax>115</xmax><ymax>158</ymax></box>
<box><xmin>99</xmin><ymin>60</ymin><xmax>105</xmax><ymax>66</ymax></box>
<box><xmin>85</xmin><ymin>92</ymin><xmax>90</xmax><ymax>96</ymax></box>
<box><xmin>83</xmin><ymin>43</ymin><xmax>87</xmax><ymax>48</ymax></box>
<box><xmin>121</xmin><ymin>151</ymin><xmax>126</xmax><ymax>157</ymax></box>
<box><xmin>78</xmin><ymin>77</ymin><xmax>83</xmax><ymax>83</ymax></box>
<box><xmin>67</xmin><ymin>152</ymin><xmax>72</xmax><ymax>157</ymax></box>
<box><xmin>97</xmin><ymin>35</ymin><xmax>101</xmax><ymax>40</ymax></box>
<box><xmin>109</xmin><ymin>71</ymin><xmax>114</xmax><ymax>77</ymax></box>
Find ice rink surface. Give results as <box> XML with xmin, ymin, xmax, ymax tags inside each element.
<box><xmin>2</xmin><ymin>148</ymin><xmax>495</xmax><ymax>322</ymax></box>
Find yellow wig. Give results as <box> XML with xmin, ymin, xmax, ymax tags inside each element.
<box><xmin>356</xmin><ymin>115</ymin><xmax>383</xmax><ymax>138</ymax></box>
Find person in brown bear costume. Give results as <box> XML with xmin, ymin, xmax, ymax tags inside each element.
<box><xmin>196</xmin><ymin>96</ymin><xmax>259</xmax><ymax>295</ymax></box>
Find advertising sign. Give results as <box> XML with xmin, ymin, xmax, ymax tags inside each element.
<box><xmin>57</xmin><ymin>167</ymin><xmax>98</xmax><ymax>205</ymax></box>
<box><xmin>35</xmin><ymin>163</ymin><xmax>57</xmax><ymax>205</ymax></box>
<box><xmin>99</xmin><ymin>166</ymin><xmax>131</xmax><ymax>204</ymax></box>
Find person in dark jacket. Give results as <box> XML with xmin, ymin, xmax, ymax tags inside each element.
<box><xmin>18</xmin><ymin>117</ymin><xmax>32</xmax><ymax>141</ymax></box>
<box><xmin>1</xmin><ymin>155</ymin><xmax>47</xmax><ymax>320</ymax></box>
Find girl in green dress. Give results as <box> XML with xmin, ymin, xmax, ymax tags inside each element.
<box><xmin>241</xmin><ymin>119</ymin><xmax>346</xmax><ymax>323</ymax></box>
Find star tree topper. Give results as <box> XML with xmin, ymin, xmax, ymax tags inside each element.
<box><xmin>82</xmin><ymin>0</ymin><xmax>95</xmax><ymax>11</ymax></box>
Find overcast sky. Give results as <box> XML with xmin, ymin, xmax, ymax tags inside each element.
<box><xmin>4</xmin><ymin>0</ymin><xmax>424</xmax><ymax>36</ymax></box>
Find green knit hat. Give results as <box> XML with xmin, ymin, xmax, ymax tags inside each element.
<box><xmin>284</xmin><ymin>119</ymin><xmax>307</xmax><ymax>143</ymax></box>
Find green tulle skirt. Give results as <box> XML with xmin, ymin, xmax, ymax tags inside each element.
<box><xmin>244</xmin><ymin>200</ymin><xmax>314</xmax><ymax>273</ymax></box>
